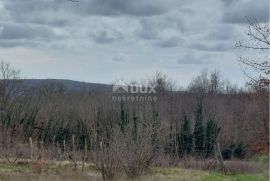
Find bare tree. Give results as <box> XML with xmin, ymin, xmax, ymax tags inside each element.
<box><xmin>188</xmin><ymin>69</ymin><xmax>226</xmax><ymax>94</ymax></box>
<box><xmin>113</xmin><ymin>123</ymin><xmax>156</xmax><ymax>179</ymax></box>
<box><xmin>188</xmin><ymin>69</ymin><xmax>210</xmax><ymax>94</ymax></box>
<box><xmin>0</xmin><ymin>61</ymin><xmax>21</xmax><ymax>138</ymax></box>
<box><xmin>0</xmin><ymin>61</ymin><xmax>24</xmax><ymax>164</ymax></box>
<box><xmin>236</xmin><ymin>20</ymin><xmax>270</xmax><ymax>88</ymax></box>
<box><xmin>0</xmin><ymin>61</ymin><xmax>21</xmax><ymax>114</ymax></box>
<box><xmin>210</xmin><ymin>70</ymin><xmax>224</xmax><ymax>94</ymax></box>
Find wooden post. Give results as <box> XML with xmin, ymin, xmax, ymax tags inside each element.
<box><xmin>214</xmin><ymin>143</ymin><xmax>226</xmax><ymax>173</ymax></box>
<box><xmin>82</xmin><ymin>137</ymin><xmax>87</xmax><ymax>171</ymax></box>
<box><xmin>56</xmin><ymin>141</ymin><xmax>62</xmax><ymax>166</ymax></box>
<box><xmin>71</xmin><ymin>135</ymin><xmax>77</xmax><ymax>170</ymax></box>
<box><xmin>56</xmin><ymin>141</ymin><xmax>60</xmax><ymax>160</ymax></box>
<box><xmin>99</xmin><ymin>141</ymin><xmax>105</xmax><ymax>180</ymax></box>
<box><xmin>63</xmin><ymin>140</ymin><xmax>66</xmax><ymax>155</ymax></box>
<box><xmin>72</xmin><ymin>135</ymin><xmax>75</xmax><ymax>152</ymax></box>
<box><xmin>100</xmin><ymin>141</ymin><xmax>103</xmax><ymax>152</ymax></box>
<box><xmin>52</xmin><ymin>136</ymin><xmax>55</xmax><ymax>160</ymax></box>
<box><xmin>217</xmin><ymin>143</ymin><xmax>226</xmax><ymax>174</ymax></box>
<box><xmin>29</xmin><ymin>137</ymin><xmax>33</xmax><ymax>163</ymax></box>
<box><xmin>36</xmin><ymin>141</ymin><xmax>45</xmax><ymax>172</ymax></box>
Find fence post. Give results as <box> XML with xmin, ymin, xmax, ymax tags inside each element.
<box><xmin>52</xmin><ymin>136</ymin><xmax>55</xmax><ymax>160</ymax></box>
<box><xmin>72</xmin><ymin>135</ymin><xmax>75</xmax><ymax>152</ymax></box>
<box><xmin>29</xmin><ymin>137</ymin><xmax>33</xmax><ymax>163</ymax></box>
<box><xmin>72</xmin><ymin>135</ymin><xmax>77</xmax><ymax>169</ymax></box>
<box><xmin>82</xmin><ymin>137</ymin><xmax>87</xmax><ymax>171</ymax></box>
<box><xmin>63</xmin><ymin>139</ymin><xmax>66</xmax><ymax>155</ymax></box>
<box><xmin>217</xmin><ymin>143</ymin><xmax>226</xmax><ymax>174</ymax></box>
<box><xmin>36</xmin><ymin>141</ymin><xmax>45</xmax><ymax>172</ymax></box>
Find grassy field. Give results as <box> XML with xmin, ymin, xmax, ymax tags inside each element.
<box><xmin>0</xmin><ymin>160</ymin><xmax>268</xmax><ymax>181</ymax></box>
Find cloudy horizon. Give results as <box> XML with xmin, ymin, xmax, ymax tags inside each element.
<box><xmin>0</xmin><ymin>0</ymin><xmax>269</xmax><ymax>87</ymax></box>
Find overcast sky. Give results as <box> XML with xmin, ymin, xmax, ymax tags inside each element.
<box><xmin>0</xmin><ymin>0</ymin><xmax>269</xmax><ymax>87</ymax></box>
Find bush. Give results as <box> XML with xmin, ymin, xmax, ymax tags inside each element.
<box><xmin>233</xmin><ymin>142</ymin><xmax>246</xmax><ymax>159</ymax></box>
<box><xmin>222</xmin><ymin>144</ymin><xmax>235</xmax><ymax>160</ymax></box>
<box><xmin>113</xmin><ymin>124</ymin><xmax>156</xmax><ymax>179</ymax></box>
<box><xmin>91</xmin><ymin>141</ymin><xmax>120</xmax><ymax>180</ymax></box>
<box><xmin>222</xmin><ymin>143</ymin><xmax>247</xmax><ymax>160</ymax></box>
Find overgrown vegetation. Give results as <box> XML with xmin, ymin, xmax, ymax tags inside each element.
<box><xmin>0</xmin><ymin>160</ymin><xmax>268</xmax><ymax>181</ymax></box>
<box><xmin>0</xmin><ymin>61</ymin><xmax>268</xmax><ymax>180</ymax></box>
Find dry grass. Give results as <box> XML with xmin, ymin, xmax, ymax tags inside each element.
<box><xmin>155</xmin><ymin>155</ymin><xmax>268</xmax><ymax>175</ymax></box>
<box><xmin>0</xmin><ymin>159</ymin><xmax>268</xmax><ymax>181</ymax></box>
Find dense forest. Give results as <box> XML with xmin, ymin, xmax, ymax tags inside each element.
<box><xmin>0</xmin><ymin>61</ymin><xmax>268</xmax><ymax>179</ymax></box>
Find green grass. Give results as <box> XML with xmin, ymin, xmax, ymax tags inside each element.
<box><xmin>203</xmin><ymin>172</ymin><xmax>268</xmax><ymax>181</ymax></box>
<box><xmin>252</xmin><ymin>154</ymin><xmax>269</xmax><ymax>165</ymax></box>
<box><xmin>0</xmin><ymin>160</ymin><xmax>268</xmax><ymax>181</ymax></box>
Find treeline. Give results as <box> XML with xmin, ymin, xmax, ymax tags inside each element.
<box><xmin>165</xmin><ymin>98</ymin><xmax>221</xmax><ymax>159</ymax></box>
<box><xmin>0</xmin><ymin>61</ymin><xmax>268</xmax><ymax>179</ymax></box>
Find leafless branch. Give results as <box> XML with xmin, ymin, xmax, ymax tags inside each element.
<box><xmin>236</xmin><ymin>19</ymin><xmax>270</xmax><ymax>88</ymax></box>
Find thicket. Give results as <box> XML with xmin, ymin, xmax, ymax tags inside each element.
<box><xmin>0</xmin><ymin>62</ymin><xmax>268</xmax><ymax>179</ymax></box>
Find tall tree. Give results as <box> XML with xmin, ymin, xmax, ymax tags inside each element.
<box><xmin>205</xmin><ymin>116</ymin><xmax>220</xmax><ymax>158</ymax></box>
<box><xmin>119</xmin><ymin>102</ymin><xmax>129</xmax><ymax>132</ymax></box>
<box><xmin>0</xmin><ymin>61</ymin><xmax>21</xmax><ymax>124</ymax></box>
<box><xmin>236</xmin><ymin>20</ymin><xmax>270</xmax><ymax>88</ymax></box>
<box><xmin>188</xmin><ymin>69</ymin><xmax>210</xmax><ymax>94</ymax></box>
<box><xmin>179</xmin><ymin>113</ymin><xmax>193</xmax><ymax>157</ymax></box>
<box><xmin>193</xmin><ymin>98</ymin><xmax>205</xmax><ymax>157</ymax></box>
<box><xmin>236</xmin><ymin>20</ymin><xmax>269</xmax><ymax>153</ymax></box>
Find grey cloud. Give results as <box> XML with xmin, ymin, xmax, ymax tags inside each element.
<box><xmin>136</xmin><ymin>15</ymin><xmax>183</xmax><ymax>41</ymax></box>
<box><xmin>2</xmin><ymin>0</ymin><xmax>185</xmax><ymax>46</ymax></box>
<box><xmin>91</xmin><ymin>30</ymin><xmax>123</xmax><ymax>44</ymax></box>
<box><xmin>136</xmin><ymin>19</ymin><xmax>160</xmax><ymax>40</ymax></box>
<box><xmin>72</xmin><ymin>0</ymin><xmax>173</xmax><ymax>17</ymax></box>
<box><xmin>3</xmin><ymin>0</ymin><xmax>74</xmax><ymax>26</ymax></box>
<box><xmin>0</xmin><ymin>39</ymin><xmax>40</xmax><ymax>48</ymax></box>
<box><xmin>4</xmin><ymin>0</ymin><xmax>172</xmax><ymax>19</ymax></box>
<box><xmin>112</xmin><ymin>54</ymin><xmax>126</xmax><ymax>62</ymax></box>
<box><xmin>178</xmin><ymin>53</ymin><xmax>213</xmax><ymax>65</ymax></box>
<box><xmin>178</xmin><ymin>59</ymin><xmax>211</xmax><ymax>65</ymax></box>
<box><xmin>0</xmin><ymin>23</ymin><xmax>65</xmax><ymax>48</ymax></box>
<box><xmin>155</xmin><ymin>37</ymin><xmax>183</xmax><ymax>48</ymax></box>
<box><xmin>4</xmin><ymin>0</ymin><xmax>58</xmax><ymax>14</ymax></box>
<box><xmin>206</xmin><ymin>25</ymin><xmax>235</xmax><ymax>41</ymax></box>
<box><xmin>21</xmin><ymin>14</ymin><xmax>72</xmax><ymax>27</ymax></box>
<box><xmin>223</xmin><ymin>0</ymin><xmax>269</xmax><ymax>23</ymax></box>
<box><xmin>0</xmin><ymin>0</ymin><xmax>250</xmax><ymax>86</ymax></box>
<box><xmin>190</xmin><ymin>42</ymin><xmax>233</xmax><ymax>52</ymax></box>
<box><xmin>177</xmin><ymin>19</ymin><xmax>188</xmax><ymax>33</ymax></box>
<box><xmin>142</xmin><ymin>15</ymin><xmax>189</xmax><ymax>49</ymax></box>
<box><xmin>0</xmin><ymin>23</ymin><xmax>62</xmax><ymax>40</ymax></box>
<box><xmin>221</xmin><ymin>0</ymin><xmax>235</xmax><ymax>6</ymax></box>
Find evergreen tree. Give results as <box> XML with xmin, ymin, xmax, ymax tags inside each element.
<box><xmin>76</xmin><ymin>120</ymin><xmax>89</xmax><ymax>149</ymax></box>
<box><xmin>151</xmin><ymin>109</ymin><xmax>160</xmax><ymax>153</ymax></box>
<box><xmin>96</xmin><ymin>108</ymin><xmax>102</xmax><ymax>149</ymax></box>
<box><xmin>119</xmin><ymin>102</ymin><xmax>129</xmax><ymax>132</ymax></box>
<box><xmin>167</xmin><ymin>120</ymin><xmax>177</xmax><ymax>155</ymax></box>
<box><xmin>193</xmin><ymin>98</ymin><xmax>205</xmax><ymax>157</ymax></box>
<box><xmin>179</xmin><ymin>114</ymin><xmax>193</xmax><ymax>157</ymax></box>
<box><xmin>132</xmin><ymin>111</ymin><xmax>138</xmax><ymax>141</ymax></box>
<box><xmin>233</xmin><ymin>142</ymin><xmax>246</xmax><ymax>159</ymax></box>
<box><xmin>205</xmin><ymin>116</ymin><xmax>220</xmax><ymax>158</ymax></box>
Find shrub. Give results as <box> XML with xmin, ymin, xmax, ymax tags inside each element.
<box><xmin>91</xmin><ymin>142</ymin><xmax>120</xmax><ymax>180</ymax></box>
<box><xmin>114</xmin><ymin>124</ymin><xmax>156</xmax><ymax>179</ymax></box>
<box><xmin>222</xmin><ymin>146</ymin><xmax>234</xmax><ymax>160</ymax></box>
<box><xmin>233</xmin><ymin>142</ymin><xmax>246</xmax><ymax>159</ymax></box>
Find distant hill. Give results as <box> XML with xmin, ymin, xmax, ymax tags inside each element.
<box><xmin>20</xmin><ymin>79</ymin><xmax>112</xmax><ymax>92</ymax></box>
